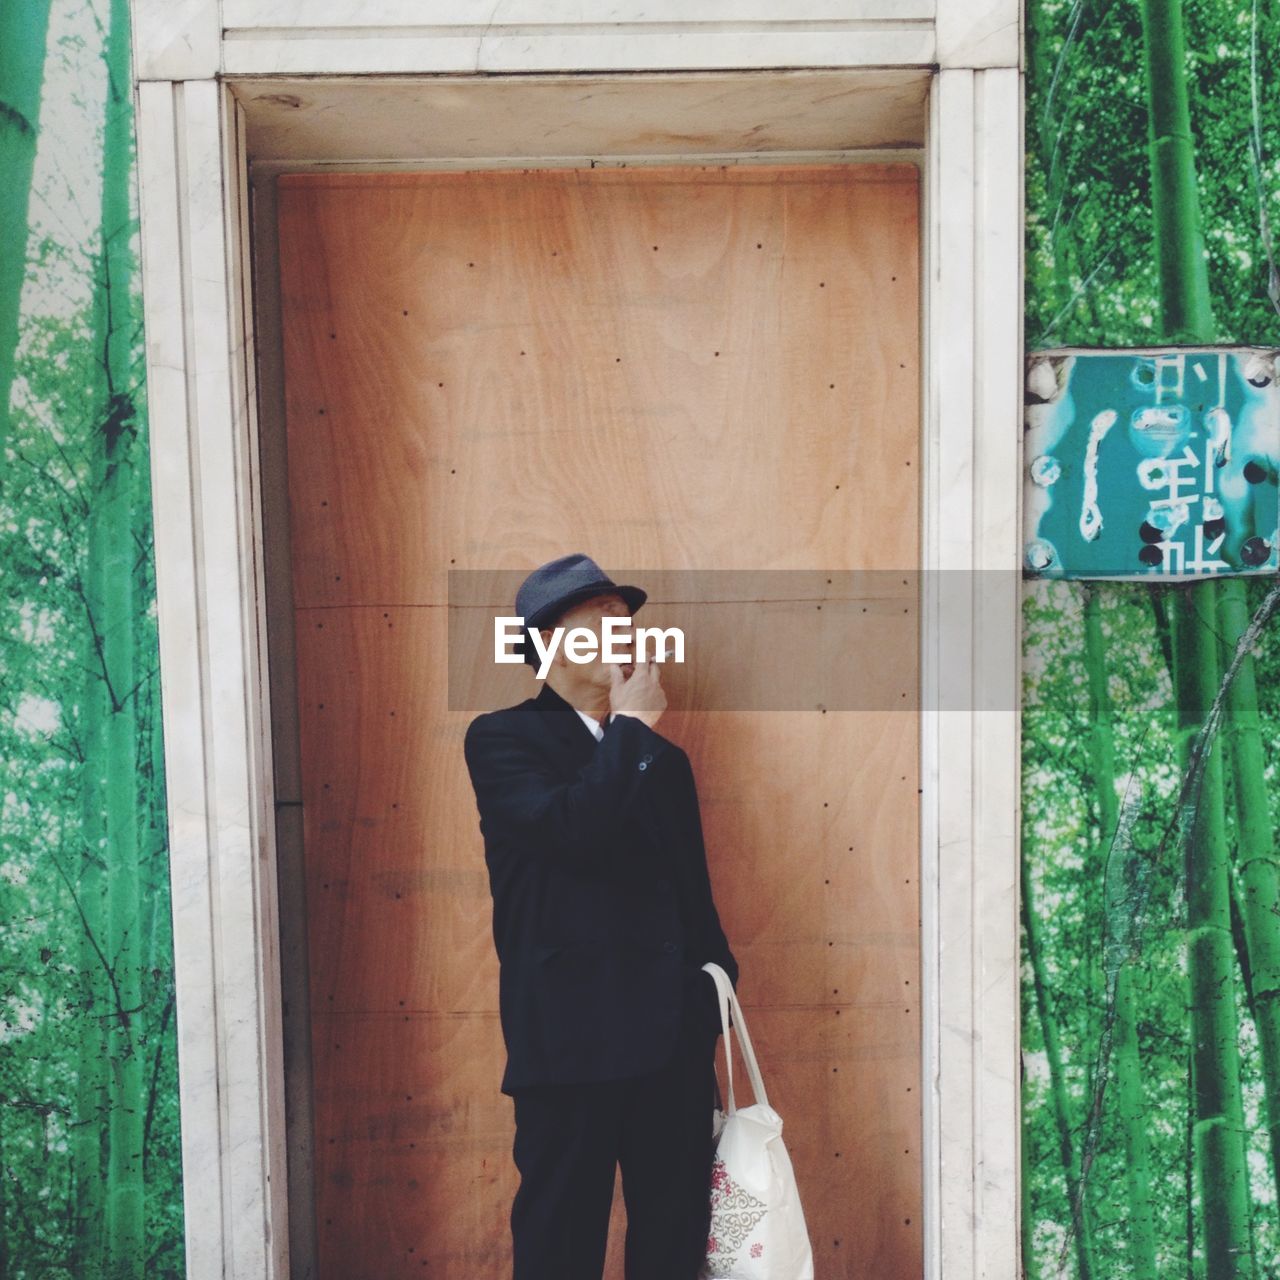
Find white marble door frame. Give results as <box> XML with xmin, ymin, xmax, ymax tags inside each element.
<box><xmin>130</xmin><ymin>28</ymin><xmax>1022</xmax><ymax>1280</ymax></box>
<box><xmin>134</xmin><ymin>78</ymin><xmax>288</xmax><ymax>1280</ymax></box>
<box><xmin>923</xmin><ymin>67</ymin><xmax>1023</xmax><ymax>1279</ymax></box>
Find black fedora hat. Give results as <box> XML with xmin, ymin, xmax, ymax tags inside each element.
<box><xmin>516</xmin><ymin>553</ymin><xmax>646</xmax><ymax>647</ymax></box>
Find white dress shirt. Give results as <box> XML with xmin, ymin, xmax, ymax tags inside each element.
<box><xmin>574</xmin><ymin>707</ymin><xmax>615</xmax><ymax>742</ymax></box>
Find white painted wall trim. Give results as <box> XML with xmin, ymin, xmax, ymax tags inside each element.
<box><xmin>921</xmin><ymin>65</ymin><xmax>1022</xmax><ymax>1280</ymax></box>
<box><xmin>936</xmin><ymin>0</ymin><xmax>1020</xmax><ymax>69</ymax></box>
<box><xmin>971</xmin><ymin>68</ymin><xmax>1022</xmax><ymax>1280</ymax></box>
<box><xmin>218</xmin><ymin>26</ymin><xmax>937</xmax><ymax>76</ymax></box>
<box><xmin>128</xmin><ymin>0</ymin><xmax>1018</xmax><ymax>82</ymax></box>
<box><xmin>212</xmin><ymin>0</ymin><xmax>937</xmax><ymax>75</ymax></box>
<box><xmin>221</xmin><ymin>0</ymin><xmax>936</xmax><ymax>21</ymax></box>
<box><xmin>128</xmin><ymin>0</ymin><xmax>219</xmax><ymax>79</ymax></box>
<box><xmin>134</xmin><ymin>77</ymin><xmax>290</xmax><ymax>1280</ymax></box>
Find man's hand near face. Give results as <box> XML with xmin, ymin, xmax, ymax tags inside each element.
<box><xmin>609</xmin><ymin>652</ymin><xmax>667</xmax><ymax>729</ymax></box>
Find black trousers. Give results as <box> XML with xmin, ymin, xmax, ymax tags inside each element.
<box><xmin>509</xmin><ymin>1002</ymin><xmax>719</xmax><ymax>1280</ymax></box>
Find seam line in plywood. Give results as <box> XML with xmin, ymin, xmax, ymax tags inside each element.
<box><xmin>294</xmin><ymin>597</ymin><xmax>919</xmax><ymax>610</ymax></box>
<box><xmin>254</xmin><ymin>152</ymin><xmax>926</xmax><ymax>181</ymax></box>
<box><xmin>272</xmin><ymin>162</ymin><xmax>924</xmax><ymax>186</ymax></box>
<box><xmin>313</xmin><ymin>1002</ymin><xmax>915</xmax><ymax>1015</ymax></box>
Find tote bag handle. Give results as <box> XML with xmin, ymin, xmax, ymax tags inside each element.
<box><xmin>701</xmin><ymin>961</ymin><xmax>769</xmax><ymax>1115</ymax></box>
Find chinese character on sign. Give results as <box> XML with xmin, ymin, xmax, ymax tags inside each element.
<box><xmin>1023</xmin><ymin>349</ymin><xmax>1280</xmax><ymax>579</ymax></box>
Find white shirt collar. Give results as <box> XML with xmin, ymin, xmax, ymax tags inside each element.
<box><xmin>574</xmin><ymin>707</ymin><xmax>614</xmax><ymax>742</ymax></box>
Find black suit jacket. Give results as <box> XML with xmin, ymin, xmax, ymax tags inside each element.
<box><xmin>463</xmin><ymin>683</ymin><xmax>739</xmax><ymax>1095</ymax></box>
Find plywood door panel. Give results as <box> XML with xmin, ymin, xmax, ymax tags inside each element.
<box><xmin>279</xmin><ymin>165</ymin><xmax>918</xmax><ymax>605</ymax></box>
<box><xmin>279</xmin><ymin>163</ymin><xmax>921</xmax><ymax>1279</ymax></box>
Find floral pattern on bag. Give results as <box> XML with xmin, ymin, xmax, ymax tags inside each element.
<box><xmin>703</xmin><ymin>1154</ymin><xmax>767</xmax><ymax>1277</ymax></box>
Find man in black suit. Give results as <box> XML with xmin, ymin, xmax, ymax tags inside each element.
<box><xmin>463</xmin><ymin>553</ymin><xmax>739</xmax><ymax>1280</ymax></box>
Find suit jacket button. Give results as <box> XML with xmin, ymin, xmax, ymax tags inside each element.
<box><xmin>638</xmin><ymin>761</ymin><xmax>647</xmax><ymax>771</ymax></box>
<box><xmin>642</xmin><ymin>752</ymin><xmax>654</xmax><ymax>763</ymax></box>
<box><xmin>663</xmin><ymin>941</ymin><xmax>677</xmax><ymax>953</ymax></box>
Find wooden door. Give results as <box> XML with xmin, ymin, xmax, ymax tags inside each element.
<box><xmin>278</xmin><ymin>162</ymin><xmax>921</xmax><ymax>1277</ymax></box>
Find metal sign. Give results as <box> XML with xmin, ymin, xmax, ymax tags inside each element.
<box><xmin>1023</xmin><ymin>348</ymin><xmax>1280</xmax><ymax>579</ymax></box>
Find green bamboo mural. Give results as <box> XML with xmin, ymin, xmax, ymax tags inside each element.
<box><xmin>1024</xmin><ymin>0</ymin><xmax>1280</xmax><ymax>1275</ymax></box>
<box><xmin>1171</xmin><ymin>585</ymin><xmax>1255</xmax><ymax>1278</ymax></box>
<box><xmin>95</xmin><ymin>0</ymin><xmax>146</xmax><ymax>1264</ymax></box>
<box><xmin>0</xmin><ymin>0</ymin><xmax>52</xmax><ymax>487</ymax></box>
<box><xmin>1083</xmin><ymin>586</ymin><xmax>1156</xmax><ymax>1280</ymax></box>
<box><xmin>1140</xmin><ymin>0</ymin><xmax>1254</xmax><ymax>1274</ymax></box>
<box><xmin>1217</xmin><ymin>581</ymin><xmax>1280</xmax><ymax>1203</ymax></box>
<box><xmin>1022</xmin><ymin>826</ymin><xmax>1096</xmax><ymax>1280</ymax></box>
<box><xmin>0</xmin><ymin>2</ymin><xmax>183</xmax><ymax>1276</ymax></box>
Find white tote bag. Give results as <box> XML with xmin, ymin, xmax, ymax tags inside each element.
<box><xmin>699</xmin><ymin>962</ymin><xmax>815</xmax><ymax>1280</ymax></box>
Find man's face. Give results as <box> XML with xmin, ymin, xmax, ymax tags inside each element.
<box><xmin>539</xmin><ymin>592</ymin><xmax>633</xmax><ymax>686</ymax></box>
